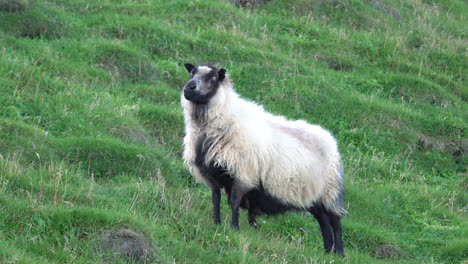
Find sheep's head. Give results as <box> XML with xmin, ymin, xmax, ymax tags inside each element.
<box><xmin>183</xmin><ymin>63</ymin><xmax>226</xmax><ymax>104</ymax></box>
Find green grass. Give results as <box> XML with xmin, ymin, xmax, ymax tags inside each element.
<box><xmin>0</xmin><ymin>0</ymin><xmax>466</xmax><ymax>263</ymax></box>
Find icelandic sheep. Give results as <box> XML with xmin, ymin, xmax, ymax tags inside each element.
<box><xmin>181</xmin><ymin>63</ymin><xmax>346</xmax><ymax>255</ymax></box>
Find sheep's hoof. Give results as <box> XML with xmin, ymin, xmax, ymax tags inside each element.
<box><xmin>249</xmin><ymin>221</ymin><xmax>258</xmax><ymax>229</ymax></box>
<box><xmin>214</xmin><ymin>219</ymin><xmax>221</xmax><ymax>225</ymax></box>
<box><xmin>231</xmin><ymin>224</ymin><xmax>240</xmax><ymax>230</ymax></box>
<box><xmin>333</xmin><ymin>249</ymin><xmax>345</xmax><ymax>257</ymax></box>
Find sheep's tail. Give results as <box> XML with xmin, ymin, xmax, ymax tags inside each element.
<box><xmin>322</xmin><ymin>159</ymin><xmax>347</xmax><ymax>217</ymax></box>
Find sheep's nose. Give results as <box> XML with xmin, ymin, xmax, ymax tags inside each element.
<box><xmin>186</xmin><ymin>81</ymin><xmax>196</xmax><ymax>90</ymax></box>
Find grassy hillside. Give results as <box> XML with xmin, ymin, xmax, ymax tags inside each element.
<box><xmin>0</xmin><ymin>0</ymin><xmax>466</xmax><ymax>263</ymax></box>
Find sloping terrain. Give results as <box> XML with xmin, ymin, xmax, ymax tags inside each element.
<box><xmin>0</xmin><ymin>0</ymin><xmax>466</xmax><ymax>263</ymax></box>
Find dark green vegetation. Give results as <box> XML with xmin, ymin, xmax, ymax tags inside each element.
<box><xmin>0</xmin><ymin>0</ymin><xmax>466</xmax><ymax>263</ymax></box>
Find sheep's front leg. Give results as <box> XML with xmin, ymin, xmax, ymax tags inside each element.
<box><xmin>229</xmin><ymin>183</ymin><xmax>248</xmax><ymax>229</ymax></box>
<box><xmin>212</xmin><ymin>188</ymin><xmax>221</xmax><ymax>225</ymax></box>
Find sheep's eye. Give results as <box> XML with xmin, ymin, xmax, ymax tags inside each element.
<box><xmin>212</xmin><ymin>76</ymin><xmax>217</xmax><ymax>81</ymax></box>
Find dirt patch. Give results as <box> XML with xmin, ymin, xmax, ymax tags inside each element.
<box><xmin>417</xmin><ymin>132</ymin><xmax>467</xmax><ymax>157</ymax></box>
<box><xmin>231</xmin><ymin>0</ymin><xmax>270</xmax><ymax>8</ymax></box>
<box><xmin>96</xmin><ymin>228</ymin><xmax>157</xmax><ymax>263</ymax></box>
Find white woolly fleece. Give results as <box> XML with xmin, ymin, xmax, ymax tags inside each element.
<box><xmin>182</xmin><ymin>76</ymin><xmax>345</xmax><ymax>215</ymax></box>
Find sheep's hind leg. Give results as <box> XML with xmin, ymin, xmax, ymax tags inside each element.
<box><xmin>246</xmin><ymin>199</ymin><xmax>258</xmax><ymax>228</ymax></box>
<box><xmin>225</xmin><ymin>185</ymin><xmax>232</xmax><ymax>207</ymax></box>
<box><xmin>229</xmin><ymin>183</ymin><xmax>248</xmax><ymax>229</ymax></box>
<box><xmin>212</xmin><ymin>188</ymin><xmax>221</xmax><ymax>225</ymax></box>
<box><xmin>309</xmin><ymin>206</ymin><xmax>334</xmax><ymax>253</ymax></box>
<box><xmin>329</xmin><ymin>212</ymin><xmax>344</xmax><ymax>256</ymax></box>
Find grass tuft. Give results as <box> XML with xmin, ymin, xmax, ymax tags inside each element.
<box><xmin>372</xmin><ymin>244</ymin><xmax>407</xmax><ymax>260</ymax></box>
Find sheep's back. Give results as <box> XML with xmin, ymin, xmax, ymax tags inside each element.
<box><xmin>256</xmin><ymin>117</ymin><xmax>340</xmax><ymax>208</ymax></box>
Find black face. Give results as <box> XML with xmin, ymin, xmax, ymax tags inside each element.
<box><xmin>183</xmin><ymin>63</ymin><xmax>226</xmax><ymax>104</ymax></box>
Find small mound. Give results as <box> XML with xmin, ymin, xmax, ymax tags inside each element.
<box><xmin>95</xmin><ymin>43</ymin><xmax>159</xmax><ymax>83</ymax></box>
<box><xmin>96</xmin><ymin>229</ymin><xmax>156</xmax><ymax>263</ymax></box>
<box><xmin>0</xmin><ymin>0</ymin><xmax>26</xmax><ymax>12</ymax></box>
<box><xmin>55</xmin><ymin>136</ymin><xmax>166</xmax><ymax>178</ymax></box>
<box><xmin>372</xmin><ymin>244</ymin><xmax>406</xmax><ymax>259</ymax></box>
<box><xmin>19</xmin><ymin>10</ymin><xmax>64</xmax><ymax>39</ymax></box>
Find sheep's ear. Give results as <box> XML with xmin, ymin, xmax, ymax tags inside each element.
<box><xmin>218</xmin><ymin>68</ymin><xmax>226</xmax><ymax>81</ymax></box>
<box><xmin>184</xmin><ymin>63</ymin><xmax>195</xmax><ymax>74</ymax></box>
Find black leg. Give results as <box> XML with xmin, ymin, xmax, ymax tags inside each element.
<box><xmin>309</xmin><ymin>206</ymin><xmax>334</xmax><ymax>253</ymax></box>
<box><xmin>229</xmin><ymin>183</ymin><xmax>248</xmax><ymax>229</ymax></box>
<box><xmin>329</xmin><ymin>213</ymin><xmax>344</xmax><ymax>256</ymax></box>
<box><xmin>212</xmin><ymin>188</ymin><xmax>221</xmax><ymax>225</ymax></box>
<box><xmin>246</xmin><ymin>199</ymin><xmax>258</xmax><ymax>228</ymax></box>
<box><xmin>225</xmin><ymin>185</ymin><xmax>232</xmax><ymax>207</ymax></box>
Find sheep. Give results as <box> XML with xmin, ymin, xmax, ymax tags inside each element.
<box><xmin>181</xmin><ymin>63</ymin><xmax>346</xmax><ymax>255</ymax></box>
